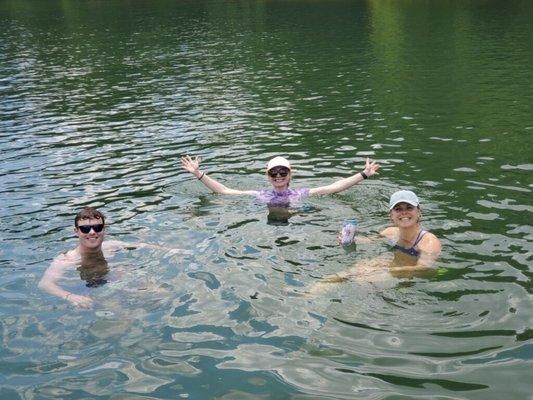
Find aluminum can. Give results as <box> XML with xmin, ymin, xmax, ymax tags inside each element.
<box><xmin>341</xmin><ymin>219</ymin><xmax>357</xmax><ymax>245</ymax></box>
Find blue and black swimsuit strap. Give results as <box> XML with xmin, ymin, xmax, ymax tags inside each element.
<box><xmin>412</xmin><ymin>230</ymin><xmax>428</xmax><ymax>247</ymax></box>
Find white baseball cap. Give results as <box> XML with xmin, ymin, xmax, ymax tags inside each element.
<box><xmin>389</xmin><ymin>190</ymin><xmax>419</xmax><ymax>210</ymax></box>
<box><xmin>266</xmin><ymin>156</ymin><xmax>291</xmax><ymax>171</ymax></box>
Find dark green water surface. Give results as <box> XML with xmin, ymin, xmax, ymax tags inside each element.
<box><xmin>1</xmin><ymin>1</ymin><xmax>532</xmax><ymax>399</ymax></box>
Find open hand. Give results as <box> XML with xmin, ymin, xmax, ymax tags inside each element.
<box><xmin>180</xmin><ymin>155</ymin><xmax>201</xmax><ymax>175</ymax></box>
<box><xmin>363</xmin><ymin>158</ymin><xmax>380</xmax><ymax>177</ymax></box>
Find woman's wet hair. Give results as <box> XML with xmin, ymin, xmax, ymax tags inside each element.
<box><xmin>74</xmin><ymin>207</ymin><xmax>105</xmax><ymax>227</ymax></box>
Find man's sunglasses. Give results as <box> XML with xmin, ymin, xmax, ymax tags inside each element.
<box><xmin>268</xmin><ymin>167</ymin><xmax>290</xmax><ymax>178</ymax></box>
<box><xmin>77</xmin><ymin>224</ymin><xmax>104</xmax><ymax>234</ymax></box>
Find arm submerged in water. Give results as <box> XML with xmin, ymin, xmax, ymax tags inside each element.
<box><xmin>38</xmin><ymin>254</ymin><xmax>94</xmax><ymax>309</ymax></box>
<box><xmin>308</xmin><ymin>229</ymin><xmax>442</xmax><ymax>294</ymax></box>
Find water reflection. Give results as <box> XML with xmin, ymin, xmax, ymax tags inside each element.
<box><xmin>266</xmin><ymin>206</ymin><xmax>292</xmax><ymax>225</ymax></box>
<box><xmin>1</xmin><ymin>0</ymin><xmax>532</xmax><ymax>399</ymax></box>
<box><xmin>77</xmin><ymin>256</ymin><xmax>109</xmax><ymax>288</ymax></box>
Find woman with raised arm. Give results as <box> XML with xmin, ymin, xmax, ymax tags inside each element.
<box><xmin>180</xmin><ymin>155</ymin><xmax>380</xmax><ymax>207</ymax></box>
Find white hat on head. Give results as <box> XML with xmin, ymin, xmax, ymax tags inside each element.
<box><xmin>389</xmin><ymin>190</ymin><xmax>419</xmax><ymax>210</ymax></box>
<box><xmin>266</xmin><ymin>156</ymin><xmax>291</xmax><ymax>171</ymax></box>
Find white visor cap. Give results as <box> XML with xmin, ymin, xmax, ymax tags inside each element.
<box><xmin>266</xmin><ymin>156</ymin><xmax>291</xmax><ymax>172</ymax></box>
<box><xmin>389</xmin><ymin>190</ymin><xmax>419</xmax><ymax>210</ymax></box>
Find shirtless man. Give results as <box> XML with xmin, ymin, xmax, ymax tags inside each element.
<box><xmin>38</xmin><ymin>207</ymin><xmax>185</xmax><ymax>308</ymax></box>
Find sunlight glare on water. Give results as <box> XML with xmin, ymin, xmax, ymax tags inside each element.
<box><xmin>0</xmin><ymin>0</ymin><xmax>532</xmax><ymax>399</ymax></box>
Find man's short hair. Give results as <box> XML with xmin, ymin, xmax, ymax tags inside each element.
<box><xmin>74</xmin><ymin>207</ymin><xmax>105</xmax><ymax>227</ymax></box>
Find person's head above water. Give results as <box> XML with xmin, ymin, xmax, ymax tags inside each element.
<box><xmin>383</xmin><ymin>189</ymin><xmax>442</xmax><ymax>266</ymax></box>
<box><xmin>388</xmin><ymin>190</ymin><xmax>422</xmax><ymax>227</ymax></box>
<box><xmin>74</xmin><ymin>207</ymin><xmax>106</xmax><ymax>252</ymax></box>
<box><xmin>266</xmin><ymin>156</ymin><xmax>292</xmax><ymax>190</ymax></box>
<box><xmin>180</xmin><ymin>153</ymin><xmax>380</xmax><ymax>198</ymax></box>
<box><xmin>389</xmin><ymin>190</ymin><xmax>419</xmax><ymax>210</ymax></box>
<box><xmin>74</xmin><ymin>206</ymin><xmax>105</xmax><ymax>228</ymax></box>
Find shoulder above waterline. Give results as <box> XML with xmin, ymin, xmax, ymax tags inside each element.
<box><xmin>52</xmin><ymin>248</ymin><xmax>81</xmax><ymax>265</ymax></box>
<box><xmin>418</xmin><ymin>231</ymin><xmax>441</xmax><ymax>252</ymax></box>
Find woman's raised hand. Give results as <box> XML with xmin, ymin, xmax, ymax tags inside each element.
<box><xmin>363</xmin><ymin>158</ymin><xmax>380</xmax><ymax>177</ymax></box>
<box><xmin>181</xmin><ymin>155</ymin><xmax>201</xmax><ymax>176</ymax></box>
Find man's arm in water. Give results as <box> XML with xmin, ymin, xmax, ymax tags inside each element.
<box><xmin>38</xmin><ymin>254</ymin><xmax>94</xmax><ymax>309</ymax></box>
<box><xmin>103</xmin><ymin>240</ymin><xmax>193</xmax><ymax>255</ymax></box>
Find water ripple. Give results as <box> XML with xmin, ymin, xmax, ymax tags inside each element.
<box><xmin>1</xmin><ymin>1</ymin><xmax>532</xmax><ymax>399</ymax></box>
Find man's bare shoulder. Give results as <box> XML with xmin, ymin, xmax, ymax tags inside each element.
<box><xmin>102</xmin><ymin>239</ymin><xmax>192</xmax><ymax>255</ymax></box>
<box><xmin>53</xmin><ymin>249</ymin><xmax>80</xmax><ymax>265</ymax></box>
<box><xmin>43</xmin><ymin>249</ymin><xmax>80</xmax><ymax>278</ymax></box>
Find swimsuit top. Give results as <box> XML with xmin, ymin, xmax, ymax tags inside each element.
<box><xmin>255</xmin><ymin>188</ymin><xmax>310</xmax><ymax>207</ymax></box>
<box><xmin>392</xmin><ymin>230</ymin><xmax>427</xmax><ymax>258</ymax></box>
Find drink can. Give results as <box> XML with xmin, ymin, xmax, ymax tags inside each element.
<box><xmin>341</xmin><ymin>219</ymin><xmax>357</xmax><ymax>245</ymax></box>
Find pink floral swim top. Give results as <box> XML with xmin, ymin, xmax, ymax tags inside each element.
<box><xmin>254</xmin><ymin>188</ymin><xmax>310</xmax><ymax>207</ymax></box>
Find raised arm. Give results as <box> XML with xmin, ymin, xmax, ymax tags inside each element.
<box><xmin>38</xmin><ymin>256</ymin><xmax>93</xmax><ymax>308</ymax></box>
<box><xmin>181</xmin><ymin>155</ymin><xmax>257</xmax><ymax>196</ymax></box>
<box><xmin>308</xmin><ymin>158</ymin><xmax>380</xmax><ymax>196</ymax></box>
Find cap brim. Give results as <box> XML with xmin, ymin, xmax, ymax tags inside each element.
<box><xmin>267</xmin><ymin>165</ymin><xmax>291</xmax><ymax>171</ymax></box>
<box><xmin>389</xmin><ymin>200</ymin><xmax>419</xmax><ymax>210</ymax></box>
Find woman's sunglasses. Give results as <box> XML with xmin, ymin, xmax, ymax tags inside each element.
<box><xmin>77</xmin><ymin>224</ymin><xmax>104</xmax><ymax>234</ymax></box>
<box><xmin>268</xmin><ymin>167</ymin><xmax>290</xmax><ymax>178</ymax></box>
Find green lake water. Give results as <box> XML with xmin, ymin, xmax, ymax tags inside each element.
<box><xmin>1</xmin><ymin>0</ymin><xmax>532</xmax><ymax>399</ymax></box>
